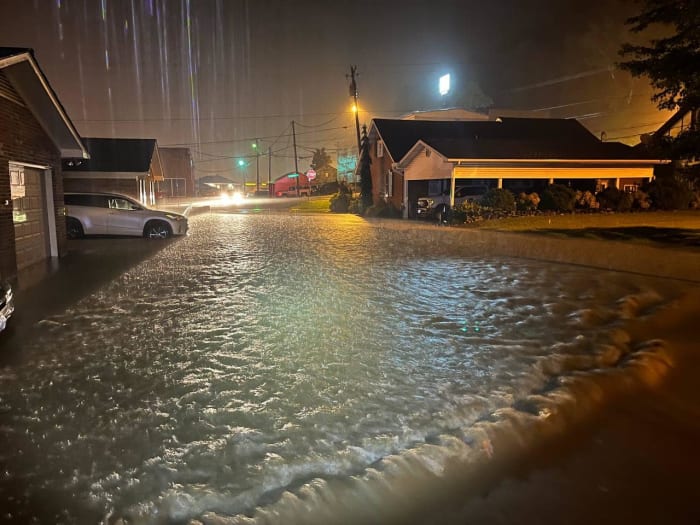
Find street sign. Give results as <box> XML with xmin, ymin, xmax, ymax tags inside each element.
<box><xmin>306</xmin><ymin>168</ymin><xmax>316</xmax><ymax>180</ymax></box>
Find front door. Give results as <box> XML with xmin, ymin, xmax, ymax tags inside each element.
<box><xmin>10</xmin><ymin>165</ymin><xmax>48</xmax><ymax>270</ymax></box>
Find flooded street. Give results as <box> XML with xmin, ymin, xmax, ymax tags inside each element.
<box><xmin>0</xmin><ymin>213</ymin><xmax>693</xmax><ymax>524</ymax></box>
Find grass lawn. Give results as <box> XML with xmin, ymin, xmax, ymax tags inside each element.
<box><xmin>289</xmin><ymin>196</ymin><xmax>332</xmax><ymax>213</ymax></box>
<box><xmin>470</xmin><ymin>211</ymin><xmax>700</xmax><ymax>231</ymax></box>
<box><xmin>469</xmin><ymin>211</ymin><xmax>700</xmax><ymax>248</ymax></box>
<box><xmin>285</xmin><ymin>195</ymin><xmax>700</xmax><ymax>249</ymax></box>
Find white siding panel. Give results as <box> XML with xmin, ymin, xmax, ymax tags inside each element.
<box><xmin>454</xmin><ymin>166</ymin><xmax>654</xmax><ymax>180</ymax></box>
<box><xmin>405</xmin><ymin>150</ymin><xmax>454</xmax><ymax>181</ymax></box>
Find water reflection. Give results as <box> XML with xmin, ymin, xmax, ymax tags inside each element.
<box><xmin>0</xmin><ymin>214</ymin><xmax>687</xmax><ymax>523</ymax></box>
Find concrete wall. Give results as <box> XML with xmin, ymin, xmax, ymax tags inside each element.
<box><xmin>0</xmin><ymin>82</ymin><xmax>65</xmax><ymax>281</ymax></box>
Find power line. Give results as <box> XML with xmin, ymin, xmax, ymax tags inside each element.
<box><xmin>160</xmin><ymin>124</ymin><xmax>349</xmax><ymax>148</ymax></box>
<box><xmin>72</xmin><ymin>110</ymin><xmax>347</xmax><ymax>123</ymax></box>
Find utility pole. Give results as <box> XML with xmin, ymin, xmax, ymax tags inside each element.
<box><xmin>347</xmin><ymin>65</ymin><xmax>361</xmax><ymax>155</ymax></box>
<box><xmin>268</xmin><ymin>145</ymin><xmax>272</xmax><ymax>195</ymax></box>
<box><xmin>254</xmin><ymin>138</ymin><xmax>260</xmax><ymax>193</ymax></box>
<box><xmin>291</xmin><ymin>120</ymin><xmax>300</xmax><ymax>197</ymax></box>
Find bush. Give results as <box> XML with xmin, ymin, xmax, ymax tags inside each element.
<box><xmin>539</xmin><ymin>184</ymin><xmax>576</xmax><ymax>212</ymax></box>
<box><xmin>329</xmin><ymin>192</ymin><xmax>350</xmax><ymax>213</ymax></box>
<box><xmin>575</xmin><ymin>190</ymin><xmax>599</xmax><ymax>210</ymax></box>
<box><xmin>453</xmin><ymin>199</ymin><xmax>484</xmax><ymax>223</ymax></box>
<box><xmin>516</xmin><ymin>192</ymin><xmax>540</xmax><ymax>212</ymax></box>
<box><xmin>597</xmin><ymin>187</ymin><xmax>622</xmax><ymax>210</ymax></box>
<box><xmin>632</xmin><ymin>190</ymin><xmax>651</xmax><ymax>210</ymax></box>
<box><xmin>365</xmin><ymin>201</ymin><xmax>402</xmax><ymax>218</ymax></box>
<box><xmin>596</xmin><ymin>187</ymin><xmax>634</xmax><ymax>212</ymax></box>
<box><xmin>647</xmin><ymin>176</ymin><xmax>694</xmax><ymax>210</ymax></box>
<box><xmin>480</xmin><ymin>188</ymin><xmax>515</xmax><ymax>211</ymax></box>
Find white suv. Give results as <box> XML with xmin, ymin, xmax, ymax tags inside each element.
<box><xmin>65</xmin><ymin>192</ymin><xmax>188</xmax><ymax>239</ymax></box>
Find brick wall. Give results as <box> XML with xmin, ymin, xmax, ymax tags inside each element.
<box><xmin>0</xmin><ymin>88</ymin><xmax>65</xmax><ymax>281</ymax></box>
<box><xmin>369</xmin><ymin>138</ymin><xmax>403</xmax><ymax>211</ymax></box>
<box><xmin>159</xmin><ymin>148</ymin><xmax>195</xmax><ymax>197</ymax></box>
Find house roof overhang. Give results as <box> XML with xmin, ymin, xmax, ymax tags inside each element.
<box><xmin>396</xmin><ymin>140</ymin><xmax>669</xmax><ymax>169</ymax></box>
<box><xmin>449</xmin><ymin>158</ymin><xmax>671</xmax><ymax>166</ymax></box>
<box><xmin>0</xmin><ymin>49</ymin><xmax>88</xmax><ymax>159</ymax></box>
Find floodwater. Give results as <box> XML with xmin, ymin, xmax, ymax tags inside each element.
<box><xmin>0</xmin><ymin>213</ymin><xmax>692</xmax><ymax>524</ymax></box>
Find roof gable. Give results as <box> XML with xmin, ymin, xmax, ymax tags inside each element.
<box><xmin>0</xmin><ymin>47</ymin><xmax>87</xmax><ymax>158</ymax></box>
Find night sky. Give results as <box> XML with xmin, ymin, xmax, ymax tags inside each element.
<box><xmin>0</xmin><ymin>0</ymin><xmax>669</xmax><ymax>179</ymax></box>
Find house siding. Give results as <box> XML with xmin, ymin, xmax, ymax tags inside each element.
<box><xmin>0</xmin><ymin>92</ymin><xmax>65</xmax><ymax>281</ymax></box>
<box><xmin>63</xmin><ymin>177</ymin><xmax>140</xmax><ymax>200</ymax></box>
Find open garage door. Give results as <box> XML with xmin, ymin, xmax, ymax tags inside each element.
<box><xmin>10</xmin><ymin>164</ymin><xmax>49</xmax><ymax>270</ymax></box>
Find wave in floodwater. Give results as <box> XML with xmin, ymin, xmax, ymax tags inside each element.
<box><xmin>0</xmin><ymin>214</ymin><xmax>692</xmax><ymax>524</ymax></box>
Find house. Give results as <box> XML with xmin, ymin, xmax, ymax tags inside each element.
<box><xmin>197</xmin><ymin>175</ymin><xmax>238</xmax><ymax>196</ymax></box>
<box><xmin>270</xmin><ymin>172</ymin><xmax>311</xmax><ymax>197</ymax></box>
<box><xmin>158</xmin><ymin>147</ymin><xmax>195</xmax><ymax>198</ymax></box>
<box><xmin>62</xmin><ymin>138</ymin><xmax>164</xmax><ymax>206</ymax></box>
<box><xmin>0</xmin><ymin>47</ymin><xmax>88</xmax><ymax>279</ymax></box>
<box><xmin>367</xmin><ymin>117</ymin><xmax>666</xmax><ymax>218</ymax></box>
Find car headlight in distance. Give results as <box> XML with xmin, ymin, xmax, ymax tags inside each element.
<box><xmin>231</xmin><ymin>191</ymin><xmax>244</xmax><ymax>205</ymax></box>
<box><xmin>164</xmin><ymin>213</ymin><xmax>184</xmax><ymax>221</ymax></box>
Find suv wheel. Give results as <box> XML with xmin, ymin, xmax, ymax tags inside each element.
<box><xmin>66</xmin><ymin>217</ymin><xmax>84</xmax><ymax>239</ymax></box>
<box><xmin>144</xmin><ymin>221</ymin><xmax>172</xmax><ymax>239</ymax></box>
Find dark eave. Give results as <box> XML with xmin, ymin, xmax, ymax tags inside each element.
<box><xmin>0</xmin><ymin>48</ymin><xmax>88</xmax><ymax>159</ymax></box>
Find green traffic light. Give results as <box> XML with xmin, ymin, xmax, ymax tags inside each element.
<box><xmin>238</xmin><ymin>159</ymin><xmax>245</xmax><ymax>167</ymax></box>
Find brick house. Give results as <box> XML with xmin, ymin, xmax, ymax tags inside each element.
<box><xmin>367</xmin><ymin>117</ymin><xmax>666</xmax><ymax>218</ymax></box>
<box><xmin>0</xmin><ymin>48</ymin><xmax>88</xmax><ymax>280</ymax></box>
<box><xmin>158</xmin><ymin>147</ymin><xmax>195</xmax><ymax>198</ymax></box>
<box><xmin>63</xmin><ymin>138</ymin><xmax>164</xmax><ymax>206</ymax></box>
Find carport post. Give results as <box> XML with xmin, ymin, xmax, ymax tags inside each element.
<box><xmin>497</xmin><ymin>178</ymin><xmax>503</xmax><ymax>189</ymax></box>
<box><xmin>450</xmin><ymin>172</ymin><xmax>456</xmax><ymax>207</ymax></box>
<box><xmin>403</xmin><ymin>177</ymin><xmax>409</xmax><ymax>219</ymax></box>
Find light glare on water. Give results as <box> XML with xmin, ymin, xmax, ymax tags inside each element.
<box><xmin>0</xmin><ymin>214</ymin><xmax>688</xmax><ymax>523</ymax></box>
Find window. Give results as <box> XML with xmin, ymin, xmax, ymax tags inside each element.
<box><xmin>384</xmin><ymin>170</ymin><xmax>393</xmax><ymax>197</ymax></box>
<box><xmin>623</xmin><ymin>184</ymin><xmax>638</xmax><ymax>193</ymax></box>
<box><xmin>109</xmin><ymin>197</ymin><xmax>135</xmax><ymax>210</ymax></box>
<box><xmin>65</xmin><ymin>194</ymin><xmax>110</xmax><ymax>208</ymax></box>
<box><xmin>377</xmin><ymin>141</ymin><xmax>384</xmax><ymax>158</ymax></box>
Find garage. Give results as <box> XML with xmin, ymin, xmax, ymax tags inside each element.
<box><xmin>9</xmin><ymin>164</ymin><xmax>51</xmax><ymax>271</ymax></box>
<box><xmin>0</xmin><ymin>48</ymin><xmax>88</xmax><ymax>281</ymax></box>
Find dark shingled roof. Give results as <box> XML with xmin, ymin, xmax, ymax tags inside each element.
<box><xmin>373</xmin><ymin>118</ymin><xmax>645</xmax><ymax>161</ymax></box>
<box><xmin>0</xmin><ymin>47</ymin><xmax>32</xmax><ymax>60</ymax></box>
<box><xmin>63</xmin><ymin>138</ymin><xmax>157</xmax><ymax>172</ymax></box>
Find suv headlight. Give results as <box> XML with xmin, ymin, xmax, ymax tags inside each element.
<box><xmin>164</xmin><ymin>213</ymin><xmax>184</xmax><ymax>221</ymax></box>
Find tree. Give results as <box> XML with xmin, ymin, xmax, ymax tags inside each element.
<box><xmin>619</xmin><ymin>1</ymin><xmax>700</xmax><ymax>178</ymax></box>
<box><xmin>358</xmin><ymin>125</ymin><xmax>372</xmax><ymax>210</ymax></box>
<box><xmin>619</xmin><ymin>0</ymin><xmax>700</xmax><ymax>111</ymax></box>
<box><xmin>311</xmin><ymin>148</ymin><xmax>332</xmax><ymax>172</ymax></box>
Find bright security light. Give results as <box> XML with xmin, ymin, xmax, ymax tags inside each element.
<box><xmin>439</xmin><ymin>74</ymin><xmax>450</xmax><ymax>96</ymax></box>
